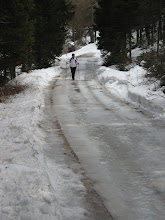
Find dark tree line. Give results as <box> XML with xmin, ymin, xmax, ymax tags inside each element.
<box><xmin>95</xmin><ymin>0</ymin><xmax>165</xmax><ymax>68</ymax></box>
<box><xmin>0</xmin><ymin>0</ymin><xmax>74</xmax><ymax>81</ymax></box>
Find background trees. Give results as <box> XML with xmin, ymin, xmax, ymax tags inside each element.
<box><xmin>33</xmin><ymin>0</ymin><xmax>74</xmax><ymax>69</ymax></box>
<box><xmin>69</xmin><ymin>0</ymin><xmax>96</xmax><ymax>43</ymax></box>
<box><xmin>0</xmin><ymin>0</ymin><xmax>74</xmax><ymax>81</ymax></box>
<box><xmin>0</xmin><ymin>0</ymin><xmax>35</xmax><ymax>79</ymax></box>
<box><xmin>95</xmin><ymin>0</ymin><xmax>165</xmax><ymax>69</ymax></box>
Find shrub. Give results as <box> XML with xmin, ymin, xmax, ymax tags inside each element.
<box><xmin>0</xmin><ymin>84</ymin><xmax>26</xmax><ymax>102</ymax></box>
<box><xmin>137</xmin><ymin>50</ymin><xmax>165</xmax><ymax>80</ymax></box>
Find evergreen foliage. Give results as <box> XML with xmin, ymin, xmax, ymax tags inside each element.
<box><xmin>33</xmin><ymin>0</ymin><xmax>74</xmax><ymax>69</ymax></box>
<box><xmin>138</xmin><ymin>50</ymin><xmax>165</xmax><ymax>80</ymax></box>
<box><xmin>0</xmin><ymin>0</ymin><xmax>74</xmax><ymax>81</ymax></box>
<box><xmin>95</xmin><ymin>0</ymin><xmax>165</xmax><ymax>78</ymax></box>
<box><xmin>0</xmin><ymin>0</ymin><xmax>35</xmax><ymax>79</ymax></box>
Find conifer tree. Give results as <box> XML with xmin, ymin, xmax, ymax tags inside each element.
<box><xmin>95</xmin><ymin>0</ymin><xmax>165</xmax><ymax>66</ymax></box>
<box><xmin>33</xmin><ymin>0</ymin><xmax>74</xmax><ymax>69</ymax></box>
<box><xmin>0</xmin><ymin>0</ymin><xmax>35</xmax><ymax>79</ymax></box>
<box><xmin>0</xmin><ymin>0</ymin><xmax>75</xmax><ymax>80</ymax></box>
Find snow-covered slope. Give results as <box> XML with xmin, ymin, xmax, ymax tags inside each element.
<box><xmin>98</xmin><ymin>65</ymin><xmax>165</xmax><ymax>118</ymax></box>
<box><xmin>1</xmin><ymin>65</ymin><xmax>109</xmax><ymax>220</ymax></box>
<box><xmin>0</xmin><ymin>67</ymin><xmax>64</xmax><ymax>219</ymax></box>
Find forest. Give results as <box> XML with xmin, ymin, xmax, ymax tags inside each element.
<box><xmin>95</xmin><ymin>0</ymin><xmax>165</xmax><ymax>80</ymax></box>
<box><xmin>0</xmin><ymin>0</ymin><xmax>74</xmax><ymax>81</ymax></box>
<box><xmin>1</xmin><ymin>0</ymin><xmax>165</xmax><ymax>83</ymax></box>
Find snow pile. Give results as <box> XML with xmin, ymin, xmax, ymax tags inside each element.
<box><xmin>61</xmin><ymin>43</ymin><xmax>101</xmax><ymax>59</ymax></box>
<box><xmin>97</xmin><ymin>65</ymin><xmax>165</xmax><ymax>118</ymax></box>
<box><xmin>60</xmin><ymin>43</ymin><xmax>102</xmax><ymax>71</ymax></box>
<box><xmin>0</xmin><ymin>65</ymin><xmax>93</xmax><ymax>219</ymax></box>
<box><xmin>15</xmin><ymin>67</ymin><xmax>59</xmax><ymax>87</ymax></box>
<box><xmin>0</xmin><ymin>67</ymin><xmax>64</xmax><ymax>219</ymax></box>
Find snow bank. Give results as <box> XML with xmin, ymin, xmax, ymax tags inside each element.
<box><xmin>15</xmin><ymin>67</ymin><xmax>59</xmax><ymax>87</ymax></box>
<box><xmin>0</xmin><ymin>65</ymin><xmax>94</xmax><ymax>219</ymax></box>
<box><xmin>0</xmin><ymin>67</ymin><xmax>63</xmax><ymax>219</ymax></box>
<box><xmin>61</xmin><ymin>43</ymin><xmax>101</xmax><ymax>59</ymax></box>
<box><xmin>60</xmin><ymin>43</ymin><xmax>102</xmax><ymax>71</ymax></box>
<box><xmin>97</xmin><ymin>65</ymin><xmax>165</xmax><ymax>118</ymax></box>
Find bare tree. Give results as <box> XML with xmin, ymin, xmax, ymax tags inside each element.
<box><xmin>69</xmin><ymin>0</ymin><xmax>96</xmax><ymax>43</ymax></box>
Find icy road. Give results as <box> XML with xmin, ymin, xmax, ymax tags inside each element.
<box><xmin>47</xmin><ymin>56</ymin><xmax>165</xmax><ymax>220</ymax></box>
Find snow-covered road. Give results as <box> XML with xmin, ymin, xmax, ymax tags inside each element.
<box><xmin>52</xmin><ymin>61</ymin><xmax>165</xmax><ymax>220</ymax></box>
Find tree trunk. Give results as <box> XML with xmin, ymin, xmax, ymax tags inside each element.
<box><xmin>136</xmin><ymin>29</ymin><xmax>139</xmax><ymax>46</ymax></box>
<box><xmin>157</xmin><ymin>18</ymin><xmax>162</xmax><ymax>55</ymax></box>
<box><xmin>163</xmin><ymin>14</ymin><xmax>165</xmax><ymax>48</ymax></box>
<box><xmin>121</xmin><ymin>34</ymin><xmax>127</xmax><ymax>62</ymax></box>
<box><xmin>145</xmin><ymin>25</ymin><xmax>151</xmax><ymax>46</ymax></box>
<box><xmin>10</xmin><ymin>66</ymin><xmax>16</xmax><ymax>80</ymax></box>
<box><xmin>151</xmin><ymin>24</ymin><xmax>154</xmax><ymax>46</ymax></box>
<box><xmin>140</xmin><ymin>28</ymin><xmax>143</xmax><ymax>47</ymax></box>
<box><xmin>157</xmin><ymin>25</ymin><xmax>160</xmax><ymax>55</ymax></box>
<box><xmin>129</xmin><ymin>31</ymin><xmax>132</xmax><ymax>61</ymax></box>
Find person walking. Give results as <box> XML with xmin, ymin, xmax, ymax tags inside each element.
<box><xmin>69</xmin><ymin>53</ymin><xmax>78</xmax><ymax>80</ymax></box>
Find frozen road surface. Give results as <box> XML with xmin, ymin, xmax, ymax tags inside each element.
<box><xmin>48</xmin><ymin>58</ymin><xmax>165</xmax><ymax>220</ymax></box>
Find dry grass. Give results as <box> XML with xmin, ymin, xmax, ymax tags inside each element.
<box><xmin>0</xmin><ymin>84</ymin><xmax>27</xmax><ymax>102</ymax></box>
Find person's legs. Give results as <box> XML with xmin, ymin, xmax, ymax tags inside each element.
<box><xmin>71</xmin><ymin>67</ymin><xmax>76</xmax><ymax>80</ymax></box>
<box><xmin>71</xmin><ymin>68</ymin><xmax>74</xmax><ymax>80</ymax></box>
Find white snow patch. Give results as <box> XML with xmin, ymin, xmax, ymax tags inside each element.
<box><xmin>60</xmin><ymin>43</ymin><xmax>102</xmax><ymax>71</ymax></box>
<box><xmin>97</xmin><ymin>65</ymin><xmax>165</xmax><ymax>118</ymax></box>
<box><xmin>0</xmin><ymin>66</ymin><xmax>88</xmax><ymax>219</ymax></box>
<box><xmin>61</xmin><ymin>43</ymin><xmax>101</xmax><ymax>59</ymax></box>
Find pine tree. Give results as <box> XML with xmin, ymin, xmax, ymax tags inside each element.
<box><xmin>95</xmin><ymin>0</ymin><xmax>129</xmax><ymax>65</ymax></box>
<box><xmin>95</xmin><ymin>0</ymin><xmax>165</xmax><ymax>66</ymax></box>
<box><xmin>0</xmin><ymin>0</ymin><xmax>35</xmax><ymax>79</ymax></box>
<box><xmin>33</xmin><ymin>0</ymin><xmax>74</xmax><ymax>69</ymax></box>
<box><xmin>0</xmin><ymin>0</ymin><xmax>75</xmax><ymax>80</ymax></box>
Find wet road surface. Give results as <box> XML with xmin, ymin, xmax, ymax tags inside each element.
<box><xmin>50</xmin><ymin>63</ymin><xmax>165</xmax><ymax>219</ymax></box>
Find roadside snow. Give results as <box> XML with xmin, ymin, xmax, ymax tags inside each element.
<box><xmin>97</xmin><ymin>65</ymin><xmax>165</xmax><ymax>118</ymax></box>
<box><xmin>1</xmin><ymin>64</ymin><xmax>107</xmax><ymax>220</ymax></box>
<box><xmin>0</xmin><ymin>64</ymin><xmax>104</xmax><ymax>219</ymax></box>
<box><xmin>0</xmin><ymin>67</ymin><xmax>67</xmax><ymax>219</ymax></box>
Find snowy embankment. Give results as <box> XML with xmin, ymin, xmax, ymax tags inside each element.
<box><xmin>0</xmin><ymin>65</ymin><xmax>95</xmax><ymax>220</ymax></box>
<box><xmin>98</xmin><ymin>65</ymin><xmax>165</xmax><ymax>118</ymax></box>
<box><xmin>0</xmin><ymin>67</ymin><xmax>65</xmax><ymax>219</ymax></box>
<box><xmin>98</xmin><ymin>45</ymin><xmax>165</xmax><ymax>118</ymax></box>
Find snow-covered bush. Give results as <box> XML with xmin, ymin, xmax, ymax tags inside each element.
<box><xmin>137</xmin><ymin>50</ymin><xmax>165</xmax><ymax>83</ymax></box>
